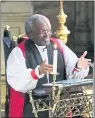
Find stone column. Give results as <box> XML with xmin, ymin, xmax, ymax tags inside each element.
<box><xmin>85</xmin><ymin>1</ymin><xmax>94</xmax><ymax>63</ymax></box>
<box><xmin>74</xmin><ymin>1</ymin><xmax>91</xmax><ymax>56</ymax></box>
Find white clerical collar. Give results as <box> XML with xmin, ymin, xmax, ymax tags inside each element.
<box><xmin>35</xmin><ymin>44</ymin><xmax>46</xmax><ymax>51</ymax></box>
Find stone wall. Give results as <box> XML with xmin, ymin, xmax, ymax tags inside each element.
<box><xmin>33</xmin><ymin>1</ymin><xmax>94</xmax><ymax>60</ymax></box>
<box><xmin>1</xmin><ymin>1</ymin><xmax>33</xmax><ymax>74</ymax></box>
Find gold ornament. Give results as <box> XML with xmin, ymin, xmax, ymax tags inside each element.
<box><xmin>55</xmin><ymin>0</ymin><xmax>70</xmax><ymax>44</ymax></box>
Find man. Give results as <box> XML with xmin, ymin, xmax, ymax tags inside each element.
<box><xmin>7</xmin><ymin>14</ymin><xmax>91</xmax><ymax>118</ymax></box>
<box><xmin>3</xmin><ymin>25</ymin><xmax>12</xmax><ymax>66</ymax></box>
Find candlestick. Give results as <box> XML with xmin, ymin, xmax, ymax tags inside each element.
<box><xmin>60</xmin><ymin>0</ymin><xmax>63</xmax><ymax>9</ymax></box>
<box><xmin>53</xmin><ymin>44</ymin><xmax>58</xmax><ymax>74</ymax></box>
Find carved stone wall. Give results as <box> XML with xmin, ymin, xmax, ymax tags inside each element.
<box><xmin>1</xmin><ymin>1</ymin><xmax>33</xmax><ymax>74</ymax></box>
<box><xmin>33</xmin><ymin>1</ymin><xmax>94</xmax><ymax>61</ymax></box>
<box><xmin>73</xmin><ymin>1</ymin><xmax>94</xmax><ymax>59</ymax></box>
<box><xmin>1</xmin><ymin>1</ymin><xmax>33</xmax><ymax>37</ymax></box>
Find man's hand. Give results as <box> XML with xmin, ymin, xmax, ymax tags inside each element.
<box><xmin>77</xmin><ymin>51</ymin><xmax>91</xmax><ymax>69</ymax></box>
<box><xmin>39</xmin><ymin>60</ymin><xmax>53</xmax><ymax>75</ymax></box>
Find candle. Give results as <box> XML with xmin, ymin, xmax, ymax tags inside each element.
<box><xmin>53</xmin><ymin>44</ymin><xmax>58</xmax><ymax>74</ymax></box>
<box><xmin>60</xmin><ymin>0</ymin><xmax>63</xmax><ymax>9</ymax></box>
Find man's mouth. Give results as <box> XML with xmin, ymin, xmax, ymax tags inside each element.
<box><xmin>44</xmin><ymin>37</ymin><xmax>50</xmax><ymax>41</ymax></box>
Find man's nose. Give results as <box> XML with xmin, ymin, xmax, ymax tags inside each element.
<box><xmin>44</xmin><ymin>30</ymin><xmax>49</xmax><ymax>36</ymax></box>
<box><xmin>44</xmin><ymin>30</ymin><xmax>51</xmax><ymax>36</ymax></box>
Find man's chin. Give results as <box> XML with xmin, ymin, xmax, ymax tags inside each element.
<box><xmin>34</xmin><ymin>39</ymin><xmax>50</xmax><ymax>46</ymax></box>
<box><xmin>43</xmin><ymin>40</ymin><xmax>50</xmax><ymax>45</ymax></box>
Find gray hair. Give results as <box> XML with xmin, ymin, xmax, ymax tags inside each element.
<box><xmin>25</xmin><ymin>14</ymin><xmax>51</xmax><ymax>37</ymax></box>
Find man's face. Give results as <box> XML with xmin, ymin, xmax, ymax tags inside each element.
<box><xmin>31</xmin><ymin>19</ymin><xmax>52</xmax><ymax>46</ymax></box>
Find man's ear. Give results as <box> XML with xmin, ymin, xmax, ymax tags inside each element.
<box><xmin>28</xmin><ymin>32</ymin><xmax>33</xmax><ymax>39</ymax></box>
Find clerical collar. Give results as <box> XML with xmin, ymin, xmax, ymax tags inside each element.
<box><xmin>35</xmin><ymin>44</ymin><xmax>46</xmax><ymax>51</ymax></box>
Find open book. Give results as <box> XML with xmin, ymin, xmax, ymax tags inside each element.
<box><xmin>43</xmin><ymin>79</ymin><xmax>93</xmax><ymax>88</ymax></box>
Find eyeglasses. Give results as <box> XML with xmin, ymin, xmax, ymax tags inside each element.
<box><xmin>35</xmin><ymin>29</ymin><xmax>52</xmax><ymax>35</ymax></box>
